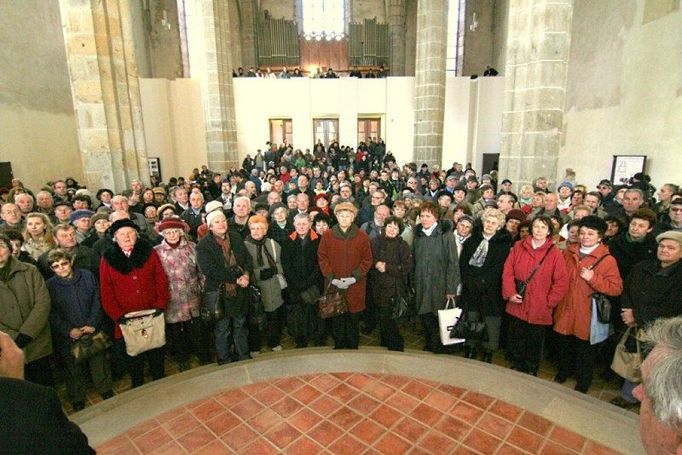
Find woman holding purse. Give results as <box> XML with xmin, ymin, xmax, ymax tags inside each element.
<box><xmin>370</xmin><ymin>216</ymin><xmax>412</xmax><ymax>351</ymax></box>
<box><xmin>502</xmin><ymin>215</ymin><xmax>568</xmax><ymax>375</ymax></box>
<box><xmin>47</xmin><ymin>249</ymin><xmax>113</xmax><ymax>411</ymax></box>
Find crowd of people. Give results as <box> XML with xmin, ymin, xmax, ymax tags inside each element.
<box><xmin>0</xmin><ymin>140</ymin><xmax>680</xmax><ymax>421</ymax></box>
<box><xmin>232</xmin><ymin>64</ymin><xmax>388</xmax><ymax>79</ymax></box>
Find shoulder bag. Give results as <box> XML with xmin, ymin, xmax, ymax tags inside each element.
<box><xmin>70</xmin><ymin>331</ymin><xmax>112</xmax><ymax>364</ymax></box>
<box><xmin>515</xmin><ymin>245</ymin><xmax>553</xmax><ymax>297</ymax></box>
<box><xmin>200</xmin><ymin>288</ymin><xmax>225</xmax><ymax>323</ymax></box>
<box><xmin>588</xmin><ymin>254</ymin><xmax>612</xmax><ymax>323</ymax></box>
<box><xmin>318</xmin><ymin>282</ymin><xmax>349</xmax><ymax>319</ymax></box>
<box><xmin>611</xmin><ymin>326</ymin><xmax>642</xmax><ymax>382</ymax></box>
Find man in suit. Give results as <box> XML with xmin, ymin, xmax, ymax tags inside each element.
<box><xmin>0</xmin><ymin>331</ymin><xmax>95</xmax><ymax>454</ymax></box>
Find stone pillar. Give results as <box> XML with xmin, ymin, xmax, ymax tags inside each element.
<box><xmin>58</xmin><ymin>0</ymin><xmax>150</xmax><ymax>192</ymax></box>
<box><xmin>499</xmin><ymin>0</ymin><xmax>573</xmax><ymax>189</ymax></box>
<box><xmin>239</xmin><ymin>0</ymin><xmax>257</xmax><ymax>69</ymax></box>
<box><xmin>387</xmin><ymin>0</ymin><xmax>406</xmax><ymax>76</ymax></box>
<box><xmin>185</xmin><ymin>0</ymin><xmax>239</xmax><ymax>172</ymax></box>
<box><xmin>413</xmin><ymin>0</ymin><xmax>449</xmax><ymax>167</ymax></box>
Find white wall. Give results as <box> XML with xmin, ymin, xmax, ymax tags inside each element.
<box><xmin>139</xmin><ymin>76</ymin><xmax>505</xmax><ymax>178</ymax></box>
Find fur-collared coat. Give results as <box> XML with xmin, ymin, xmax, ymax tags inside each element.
<box><xmin>99</xmin><ymin>239</ymin><xmax>169</xmax><ymax>338</ymax></box>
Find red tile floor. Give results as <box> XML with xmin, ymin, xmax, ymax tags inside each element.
<box><xmin>97</xmin><ymin>372</ymin><xmax>621</xmax><ymax>454</ymax></box>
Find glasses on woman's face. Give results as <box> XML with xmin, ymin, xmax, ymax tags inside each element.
<box><xmin>50</xmin><ymin>260</ymin><xmax>70</xmax><ymax>270</ymax></box>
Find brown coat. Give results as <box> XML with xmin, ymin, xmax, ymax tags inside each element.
<box><xmin>553</xmin><ymin>243</ymin><xmax>623</xmax><ymax>341</ymax></box>
<box><xmin>318</xmin><ymin>224</ymin><xmax>373</xmax><ymax>313</ymax></box>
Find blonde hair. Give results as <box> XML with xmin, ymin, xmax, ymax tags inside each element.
<box><xmin>23</xmin><ymin>212</ymin><xmax>56</xmax><ymax>246</ymax></box>
<box><xmin>481</xmin><ymin>207</ymin><xmax>506</xmax><ymax>228</ymax></box>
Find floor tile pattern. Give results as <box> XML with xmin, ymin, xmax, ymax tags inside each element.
<box><xmin>97</xmin><ymin>373</ymin><xmax>621</xmax><ymax>454</ymax></box>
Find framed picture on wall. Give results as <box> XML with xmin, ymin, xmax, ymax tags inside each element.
<box><xmin>611</xmin><ymin>155</ymin><xmax>646</xmax><ymax>186</ymax></box>
<box><xmin>148</xmin><ymin>157</ymin><xmax>161</xmax><ymax>182</ymax></box>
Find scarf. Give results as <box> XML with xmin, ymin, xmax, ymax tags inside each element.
<box><xmin>252</xmin><ymin>238</ymin><xmax>276</xmax><ymax>269</ymax></box>
<box><xmin>469</xmin><ymin>234</ymin><xmax>493</xmax><ymax>267</ymax></box>
<box><xmin>213</xmin><ymin>233</ymin><xmax>238</xmax><ymax>297</ymax></box>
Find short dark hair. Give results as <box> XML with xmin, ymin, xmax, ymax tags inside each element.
<box><xmin>579</xmin><ymin>215</ymin><xmax>608</xmax><ymax>238</ymax></box>
<box><xmin>532</xmin><ymin>215</ymin><xmax>555</xmax><ymax>236</ymax></box>
<box><xmin>630</xmin><ymin>208</ymin><xmax>657</xmax><ymax>228</ymax></box>
<box><xmin>383</xmin><ymin>216</ymin><xmax>404</xmax><ymax>234</ymax></box>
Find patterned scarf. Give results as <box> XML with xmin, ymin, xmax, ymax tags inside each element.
<box><xmin>213</xmin><ymin>233</ymin><xmax>238</xmax><ymax>297</ymax></box>
<box><xmin>469</xmin><ymin>235</ymin><xmax>491</xmax><ymax>267</ymax></box>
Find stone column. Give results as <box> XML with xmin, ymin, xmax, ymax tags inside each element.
<box><xmin>387</xmin><ymin>0</ymin><xmax>406</xmax><ymax>76</ymax></box>
<box><xmin>239</xmin><ymin>0</ymin><xmax>257</xmax><ymax>69</ymax></box>
<box><xmin>58</xmin><ymin>0</ymin><xmax>150</xmax><ymax>192</ymax></box>
<box><xmin>498</xmin><ymin>0</ymin><xmax>573</xmax><ymax>189</ymax></box>
<box><xmin>185</xmin><ymin>0</ymin><xmax>239</xmax><ymax>172</ymax></box>
<box><xmin>413</xmin><ymin>0</ymin><xmax>449</xmax><ymax>167</ymax></box>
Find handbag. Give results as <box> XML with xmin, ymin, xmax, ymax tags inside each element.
<box><xmin>318</xmin><ymin>283</ymin><xmax>349</xmax><ymax>319</ymax></box>
<box><xmin>438</xmin><ymin>297</ymin><xmax>465</xmax><ymax>346</ymax></box>
<box><xmin>200</xmin><ymin>289</ymin><xmax>225</xmax><ymax>323</ymax></box>
<box><xmin>248</xmin><ymin>284</ymin><xmax>265</xmax><ymax>329</ymax></box>
<box><xmin>270</xmin><ymin>240</ymin><xmax>288</xmax><ymax>290</ymax></box>
<box><xmin>390</xmin><ymin>288</ymin><xmax>416</xmax><ymax>320</ymax></box>
<box><xmin>588</xmin><ymin>254</ymin><xmax>613</xmax><ymax>323</ymax></box>
<box><xmin>449</xmin><ymin>310</ymin><xmax>488</xmax><ymax>342</ymax></box>
<box><xmin>119</xmin><ymin>309</ymin><xmax>166</xmax><ymax>357</ymax></box>
<box><xmin>70</xmin><ymin>331</ymin><xmax>112</xmax><ymax>364</ymax></box>
<box><xmin>589</xmin><ymin>298</ymin><xmax>611</xmax><ymax>345</ymax></box>
<box><xmin>611</xmin><ymin>327</ymin><xmax>642</xmax><ymax>382</ymax></box>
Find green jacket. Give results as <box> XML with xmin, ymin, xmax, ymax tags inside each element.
<box><xmin>0</xmin><ymin>257</ymin><xmax>52</xmax><ymax>363</ymax></box>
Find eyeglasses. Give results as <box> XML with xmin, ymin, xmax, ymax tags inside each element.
<box><xmin>671</xmin><ymin>208</ymin><xmax>682</xmax><ymax>213</ymax></box>
<box><xmin>598</xmin><ymin>186</ymin><xmax>610</xmax><ymax>190</ymax></box>
<box><xmin>50</xmin><ymin>261</ymin><xmax>70</xmax><ymax>270</ymax></box>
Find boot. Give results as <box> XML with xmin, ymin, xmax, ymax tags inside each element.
<box><xmin>481</xmin><ymin>349</ymin><xmax>493</xmax><ymax>363</ymax></box>
<box><xmin>464</xmin><ymin>345</ymin><xmax>477</xmax><ymax>359</ymax></box>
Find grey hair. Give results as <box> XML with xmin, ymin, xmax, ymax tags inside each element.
<box><xmin>624</xmin><ymin>187</ymin><xmax>644</xmax><ymax>199</ymax></box>
<box><xmin>293</xmin><ymin>213</ymin><xmax>310</xmax><ymax>224</ymax></box>
<box><xmin>643</xmin><ymin>317</ymin><xmax>682</xmax><ymax>428</ymax></box>
<box><xmin>481</xmin><ymin>207</ymin><xmax>506</xmax><ymax>228</ymax></box>
<box><xmin>233</xmin><ymin>195</ymin><xmax>251</xmax><ymax>210</ymax></box>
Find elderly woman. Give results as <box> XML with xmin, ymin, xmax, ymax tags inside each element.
<box><xmin>153</xmin><ymin>216</ymin><xmax>207</xmax><ymax>370</ymax></box>
<box><xmin>81</xmin><ymin>212</ymin><xmax>110</xmax><ymax>248</ymax></box>
<box><xmin>47</xmin><ymin>249</ymin><xmax>113</xmax><ymax>410</ymax></box>
<box><xmin>0</xmin><ymin>233</ymin><xmax>53</xmax><ymax>386</ymax></box>
<box><xmin>267</xmin><ymin>203</ymin><xmax>293</xmax><ymax>245</ymax></box>
<box><xmin>553</xmin><ymin>216</ymin><xmax>623</xmax><ymax>393</ymax></box>
<box><xmin>196</xmin><ymin>208</ymin><xmax>253</xmax><ymax>364</ymax></box>
<box><xmin>100</xmin><ymin>219</ymin><xmax>169</xmax><ymax>387</ymax></box>
<box><xmin>413</xmin><ymin>201</ymin><xmax>460</xmax><ymax>353</ymax></box>
<box><xmin>318</xmin><ymin>202</ymin><xmax>373</xmax><ymax>349</ymax></box>
<box><xmin>460</xmin><ymin>207</ymin><xmax>513</xmax><ymax>362</ymax></box>
<box><xmin>502</xmin><ymin>215</ymin><xmax>569</xmax><ymax>375</ymax></box>
<box><xmin>244</xmin><ymin>215</ymin><xmax>286</xmax><ymax>352</ymax></box>
<box><xmin>22</xmin><ymin>212</ymin><xmax>56</xmax><ymax>261</ymax></box>
<box><xmin>370</xmin><ymin>216</ymin><xmax>412</xmax><ymax>351</ymax></box>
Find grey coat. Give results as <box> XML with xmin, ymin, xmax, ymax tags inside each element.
<box><xmin>244</xmin><ymin>238</ymin><xmax>285</xmax><ymax>312</ymax></box>
<box><xmin>0</xmin><ymin>257</ymin><xmax>52</xmax><ymax>363</ymax></box>
<box><xmin>413</xmin><ymin>221</ymin><xmax>460</xmax><ymax>315</ymax></box>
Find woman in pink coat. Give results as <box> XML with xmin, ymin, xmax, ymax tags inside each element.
<box><xmin>318</xmin><ymin>202</ymin><xmax>373</xmax><ymax>349</ymax></box>
<box><xmin>552</xmin><ymin>216</ymin><xmax>622</xmax><ymax>393</ymax></box>
<box><xmin>502</xmin><ymin>215</ymin><xmax>568</xmax><ymax>375</ymax></box>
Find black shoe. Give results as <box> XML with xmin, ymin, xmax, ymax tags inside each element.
<box><xmin>610</xmin><ymin>397</ymin><xmax>638</xmax><ymax>409</ymax></box>
<box><xmin>179</xmin><ymin>361</ymin><xmax>190</xmax><ymax>372</ymax></box>
<box><xmin>72</xmin><ymin>401</ymin><xmax>85</xmax><ymax>411</ymax></box>
<box><xmin>553</xmin><ymin>374</ymin><xmax>568</xmax><ymax>384</ymax></box>
<box><xmin>574</xmin><ymin>384</ymin><xmax>589</xmax><ymax>394</ymax></box>
<box><xmin>101</xmin><ymin>390</ymin><xmax>114</xmax><ymax>400</ymax></box>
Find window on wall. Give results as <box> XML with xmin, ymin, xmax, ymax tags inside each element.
<box><xmin>313</xmin><ymin>119</ymin><xmax>339</xmax><ymax>148</ymax></box>
<box><xmin>357</xmin><ymin>118</ymin><xmax>381</xmax><ymax>146</ymax></box>
<box><xmin>446</xmin><ymin>0</ymin><xmax>465</xmax><ymax>75</ymax></box>
<box><xmin>269</xmin><ymin>119</ymin><xmax>293</xmax><ymax>147</ymax></box>
<box><xmin>302</xmin><ymin>0</ymin><xmax>345</xmax><ymax>40</ymax></box>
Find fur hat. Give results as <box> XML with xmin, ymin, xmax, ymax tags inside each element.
<box><xmin>334</xmin><ymin>202</ymin><xmax>358</xmax><ymax>217</ymax></box>
<box><xmin>70</xmin><ymin>209</ymin><xmax>94</xmax><ymax>224</ymax></box>
<box><xmin>506</xmin><ymin>209</ymin><xmax>526</xmax><ymax>223</ymax></box>
<box><xmin>109</xmin><ymin>219</ymin><xmax>139</xmax><ymax>236</ymax></box>
<box><xmin>206</xmin><ymin>208</ymin><xmax>226</xmax><ymax>228</ymax></box>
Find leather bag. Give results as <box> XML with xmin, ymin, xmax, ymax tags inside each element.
<box><xmin>119</xmin><ymin>309</ymin><xmax>166</xmax><ymax>357</ymax></box>
<box><xmin>70</xmin><ymin>331</ymin><xmax>112</xmax><ymax>364</ymax></box>
<box><xmin>318</xmin><ymin>285</ymin><xmax>348</xmax><ymax>319</ymax></box>
<box><xmin>611</xmin><ymin>327</ymin><xmax>642</xmax><ymax>382</ymax></box>
<box><xmin>200</xmin><ymin>289</ymin><xmax>225</xmax><ymax>323</ymax></box>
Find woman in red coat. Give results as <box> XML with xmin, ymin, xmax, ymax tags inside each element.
<box><xmin>318</xmin><ymin>202</ymin><xmax>373</xmax><ymax>349</ymax></box>
<box><xmin>100</xmin><ymin>219</ymin><xmax>169</xmax><ymax>388</ymax></box>
<box><xmin>502</xmin><ymin>215</ymin><xmax>569</xmax><ymax>375</ymax></box>
<box><xmin>552</xmin><ymin>216</ymin><xmax>622</xmax><ymax>393</ymax></box>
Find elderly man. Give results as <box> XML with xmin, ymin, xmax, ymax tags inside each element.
<box><xmin>35</xmin><ymin>191</ymin><xmax>54</xmax><ymax>216</ymax></box>
<box><xmin>37</xmin><ymin>224</ymin><xmax>98</xmax><ymax>280</ymax></box>
<box><xmin>180</xmin><ymin>192</ymin><xmax>205</xmax><ymax>241</ymax></box>
<box><xmin>229</xmin><ymin>196</ymin><xmax>252</xmax><ymax>238</ymax></box>
<box><xmin>172</xmin><ymin>187</ymin><xmax>189</xmax><ymax>213</ymax></box>
<box><xmin>111</xmin><ymin>194</ymin><xmax>150</xmax><ymax>239</ymax></box>
<box><xmin>632</xmin><ymin>317</ymin><xmax>682</xmax><ymax>454</ymax></box>
<box><xmin>0</xmin><ymin>203</ymin><xmax>25</xmax><ymax>232</ymax></box>
<box><xmin>657</xmin><ymin>199</ymin><xmax>682</xmax><ymax>234</ymax></box>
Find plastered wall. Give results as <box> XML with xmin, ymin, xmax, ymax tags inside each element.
<box><xmin>0</xmin><ymin>0</ymin><xmax>81</xmax><ymax>191</ymax></box>
<box><xmin>560</xmin><ymin>0</ymin><xmax>682</xmax><ymax>188</ymax></box>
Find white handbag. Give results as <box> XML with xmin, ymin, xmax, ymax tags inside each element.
<box><xmin>438</xmin><ymin>297</ymin><xmax>465</xmax><ymax>346</ymax></box>
<box><xmin>119</xmin><ymin>309</ymin><xmax>166</xmax><ymax>356</ymax></box>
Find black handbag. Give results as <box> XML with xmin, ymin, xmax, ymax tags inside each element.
<box><xmin>449</xmin><ymin>311</ymin><xmax>488</xmax><ymax>341</ymax></box>
<box><xmin>200</xmin><ymin>289</ymin><xmax>225</xmax><ymax>323</ymax></box>
<box><xmin>514</xmin><ymin>246</ymin><xmax>553</xmax><ymax>297</ymax></box>
<box><xmin>390</xmin><ymin>288</ymin><xmax>416</xmax><ymax>320</ymax></box>
<box><xmin>248</xmin><ymin>285</ymin><xmax>265</xmax><ymax>329</ymax></box>
<box><xmin>593</xmin><ymin>293</ymin><xmax>611</xmax><ymax>324</ymax></box>
<box><xmin>588</xmin><ymin>254</ymin><xmax>613</xmax><ymax>324</ymax></box>
<box><xmin>70</xmin><ymin>331</ymin><xmax>112</xmax><ymax>364</ymax></box>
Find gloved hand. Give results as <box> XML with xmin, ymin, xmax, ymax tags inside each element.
<box><xmin>341</xmin><ymin>277</ymin><xmax>357</xmax><ymax>287</ymax></box>
<box><xmin>331</xmin><ymin>279</ymin><xmax>347</xmax><ymax>289</ymax></box>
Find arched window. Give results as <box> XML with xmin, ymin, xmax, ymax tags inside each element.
<box><xmin>302</xmin><ymin>0</ymin><xmax>345</xmax><ymax>40</ymax></box>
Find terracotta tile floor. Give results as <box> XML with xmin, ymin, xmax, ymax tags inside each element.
<box><xmin>57</xmin><ymin>319</ymin><xmax>636</xmax><ymax>416</ymax></box>
<box><xmin>97</xmin><ymin>372</ymin><xmax>622</xmax><ymax>454</ymax></box>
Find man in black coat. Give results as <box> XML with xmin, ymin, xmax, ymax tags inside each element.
<box><xmin>0</xmin><ymin>331</ymin><xmax>94</xmax><ymax>454</ymax></box>
<box><xmin>281</xmin><ymin>214</ymin><xmax>324</xmax><ymax>348</ymax></box>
